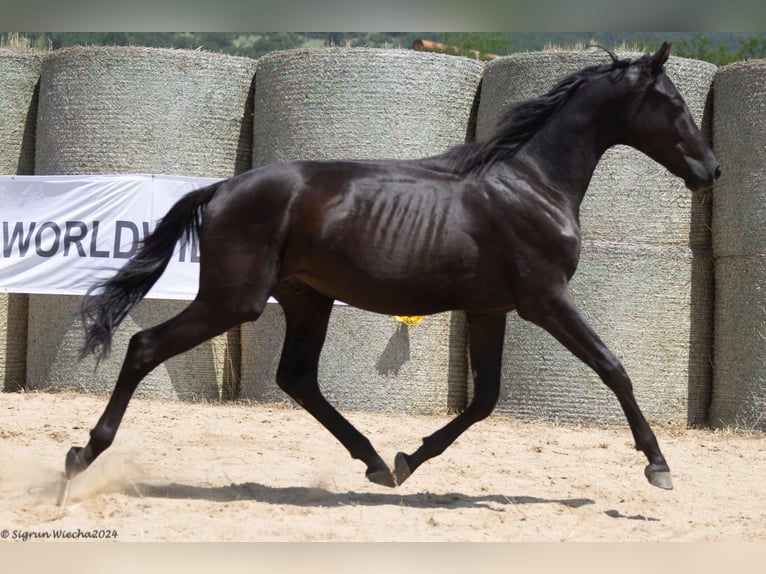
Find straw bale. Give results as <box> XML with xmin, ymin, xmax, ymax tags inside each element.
<box><xmin>710</xmin><ymin>258</ymin><xmax>766</xmax><ymax>429</ymax></box>
<box><xmin>1</xmin><ymin>293</ymin><xmax>29</xmax><ymax>391</ymax></box>
<box><xmin>36</xmin><ymin>46</ymin><xmax>257</xmax><ymax>177</ymax></box>
<box><xmin>710</xmin><ymin>60</ymin><xmax>766</xmax><ymax>430</ymax></box>
<box><xmin>242</xmin><ymin>306</ymin><xmax>467</xmax><ymax>415</ymax></box>
<box><xmin>0</xmin><ymin>49</ymin><xmax>40</xmax><ymax>175</ymax></box>
<box><xmin>711</xmin><ymin>60</ymin><xmax>766</xmax><ymax>259</ymax></box>
<box><xmin>476</xmin><ymin>51</ymin><xmax>716</xmax><ymax>424</ymax></box>
<box><xmin>253</xmin><ymin>48</ymin><xmax>484</xmax><ymax>166</ymax></box>
<box><xmin>0</xmin><ymin>49</ymin><xmax>39</xmax><ymax>391</ymax></box>
<box><xmin>500</xmin><ymin>242</ymin><xmax>712</xmax><ymax>424</ymax></box>
<box><xmin>29</xmin><ymin>47</ymin><xmax>256</xmax><ymax>400</ymax></box>
<box><xmin>243</xmin><ymin>48</ymin><xmax>483</xmax><ymax>413</ymax></box>
<box><xmin>25</xmin><ymin>296</ymin><xmax>237</xmax><ymax>400</ymax></box>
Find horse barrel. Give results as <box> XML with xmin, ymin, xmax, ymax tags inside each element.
<box><xmin>710</xmin><ymin>60</ymin><xmax>766</xmax><ymax>431</ymax></box>
<box><xmin>0</xmin><ymin>48</ymin><xmax>41</xmax><ymax>391</ymax></box>
<box><xmin>26</xmin><ymin>47</ymin><xmax>257</xmax><ymax>400</ymax></box>
<box><xmin>476</xmin><ymin>51</ymin><xmax>716</xmax><ymax>424</ymax></box>
<box><xmin>242</xmin><ymin>48</ymin><xmax>484</xmax><ymax>414</ymax></box>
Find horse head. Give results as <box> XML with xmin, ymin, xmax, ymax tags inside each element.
<box><xmin>617</xmin><ymin>42</ymin><xmax>720</xmax><ymax>192</ymax></box>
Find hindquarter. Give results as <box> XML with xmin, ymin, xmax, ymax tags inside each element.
<box><xmin>194</xmin><ymin>167</ymin><xmax>299</xmax><ymax>306</ymax></box>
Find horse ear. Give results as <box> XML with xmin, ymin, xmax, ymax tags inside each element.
<box><xmin>650</xmin><ymin>42</ymin><xmax>672</xmax><ymax>75</ymax></box>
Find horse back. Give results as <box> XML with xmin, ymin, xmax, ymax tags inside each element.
<box><xmin>201</xmin><ymin>159</ymin><xmax>579</xmax><ymax>315</ymax></box>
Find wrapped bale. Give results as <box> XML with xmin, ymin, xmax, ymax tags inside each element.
<box><xmin>26</xmin><ymin>296</ymin><xmax>235</xmax><ymax>400</ymax></box>
<box><xmin>253</xmin><ymin>48</ymin><xmax>483</xmax><ymax>165</ymax></box>
<box><xmin>27</xmin><ymin>46</ymin><xmax>256</xmax><ymax>401</ymax></box>
<box><xmin>243</xmin><ymin>306</ymin><xmax>467</xmax><ymax>414</ymax></box>
<box><xmin>476</xmin><ymin>51</ymin><xmax>716</xmax><ymax>424</ymax></box>
<box><xmin>243</xmin><ymin>48</ymin><xmax>484</xmax><ymax>414</ymax></box>
<box><xmin>0</xmin><ymin>292</ymin><xmax>29</xmax><ymax>392</ymax></box>
<box><xmin>710</xmin><ymin>60</ymin><xmax>766</xmax><ymax>430</ymax></box>
<box><xmin>0</xmin><ymin>48</ymin><xmax>40</xmax><ymax>175</ymax></box>
<box><xmin>35</xmin><ymin>46</ymin><xmax>256</xmax><ymax>177</ymax></box>
<box><xmin>1</xmin><ymin>49</ymin><xmax>41</xmax><ymax>391</ymax></box>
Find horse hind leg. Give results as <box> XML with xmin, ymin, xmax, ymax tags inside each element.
<box><xmin>274</xmin><ymin>284</ymin><xmax>396</xmax><ymax>487</ymax></box>
<box><xmin>394</xmin><ymin>311</ymin><xmax>506</xmax><ymax>486</ymax></box>
<box><xmin>66</xmin><ymin>296</ymin><xmax>257</xmax><ymax>480</ymax></box>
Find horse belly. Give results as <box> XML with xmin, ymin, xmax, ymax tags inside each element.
<box><xmin>292</xmin><ymin>245</ymin><xmax>449</xmax><ymax>314</ymax></box>
<box><xmin>293</xmin><ymin>234</ymin><xmax>516</xmax><ymax>316</ymax></box>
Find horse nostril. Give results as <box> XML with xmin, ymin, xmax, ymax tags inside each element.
<box><xmin>715</xmin><ymin>166</ymin><xmax>722</xmax><ymax>179</ymax></box>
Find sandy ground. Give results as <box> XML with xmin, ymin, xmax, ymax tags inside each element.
<box><xmin>0</xmin><ymin>390</ymin><xmax>764</xmax><ymax>542</ymax></box>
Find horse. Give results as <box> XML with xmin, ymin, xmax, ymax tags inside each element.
<box><xmin>66</xmin><ymin>42</ymin><xmax>719</xmax><ymax>491</ymax></box>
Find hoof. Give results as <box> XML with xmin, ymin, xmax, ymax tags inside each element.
<box><xmin>65</xmin><ymin>446</ymin><xmax>87</xmax><ymax>480</ymax></box>
<box><xmin>645</xmin><ymin>464</ymin><xmax>673</xmax><ymax>490</ymax></box>
<box><xmin>394</xmin><ymin>452</ymin><xmax>412</xmax><ymax>486</ymax></box>
<box><xmin>366</xmin><ymin>466</ymin><xmax>396</xmax><ymax>488</ymax></box>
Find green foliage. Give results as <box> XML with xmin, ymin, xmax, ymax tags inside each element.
<box><xmin>733</xmin><ymin>35</ymin><xmax>766</xmax><ymax>61</ymax></box>
<box><xmin>674</xmin><ymin>34</ymin><xmax>766</xmax><ymax>65</ymax></box>
<box><xmin>674</xmin><ymin>36</ymin><xmax>734</xmax><ymax>66</ymax></box>
<box><xmin>2</xmin><ymin>32</ymin><xmax>765</xmax><ymax>64</ymax></box>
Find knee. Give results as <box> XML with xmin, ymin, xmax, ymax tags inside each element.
<box><xmin>597</xmin><ymin>356</ymin><xmax>633</xmax><ymax>393</ymax></box>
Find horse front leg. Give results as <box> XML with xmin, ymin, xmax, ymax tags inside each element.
<box><xmin>394</xmin><ymin>311</ymin><xmax>506</xmax><ymax>485</ymax></box>
<box><xmin>517</xmin><ymin>289</ymin><xmax>672</xmax><ymax>490</ymax></box>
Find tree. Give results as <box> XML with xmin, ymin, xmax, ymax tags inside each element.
<box><xmin>735</xmin><ymin>35</ymin><xmax>766</xmax><ymax>61</ymax></box>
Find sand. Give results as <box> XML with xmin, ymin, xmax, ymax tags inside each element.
<box><xmin>1</xmin><ymin>390</ymin><xmax>764</xmax><ymax>542</ymax></box>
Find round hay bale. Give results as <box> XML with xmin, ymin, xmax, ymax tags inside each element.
<box><xmin>36</xmin><ymin>46</ymin><xmax>257</xmax><ymax>177</ymax></box>
<box><xmin>26</xmin><ymin>296</ymin><xmax>237</xmax><ymax>401</ymax></box>
<box><xmin>710</xmin><ymin>60</ymin><xmax>766</xmax><ymax>430</ymax></box>
<box><xmin>500</xmin><ymin>243</ymin><xmax>713</xmax><ymax>424</ymax></box>
<box><xmin>253</xmin><ymin>47</ymin><xmax>484</xmax><ymax>165</ymax></box>
<box><xmin>28</xmin><ymin>46</ymin><xmax>256</xmax><ymax>401</ymax></box>
<box><xmin>1</xmin><ymin>292</ymin><xmax>28</xmax><ymax>392</ymax></box>
<box><xmin>0</xmin><ymin>49</ymin><xmax>40</xmax><ymax>391</ymax></box>
<box><xmin>476</xmin><ymin>51</ymin><xmax>716</xmax><ymax>424</ymax></box>
<box><xmin>243</xmin><ymin>48</ymin><xmax>483</xmax><ymax>413</ymax></box>
<box><xmin>242</xmin><ymin>306</ymin><xmax>467</xmax><ymax>415</ymax></box>
<box><xmin>0</xmin><ymin>49</ymin><xmax>40</xmax><ymax>175</ymax></box>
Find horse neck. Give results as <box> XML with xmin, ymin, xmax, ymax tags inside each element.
<box><xmin>508</xmin><ymin>80</ymin><xmax>624</xmax><ymax>207</ymax></box>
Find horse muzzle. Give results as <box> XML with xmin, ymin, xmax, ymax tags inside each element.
<box><xmin>684</xmin><ymin>157</ymin><xmax>721</xmax><ymax>193</ymax></box>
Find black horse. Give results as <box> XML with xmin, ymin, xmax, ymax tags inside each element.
<box><xmin>68</xmin><ymin>43</ymin><xmax>719</xmax><ymax>491</ymax></box>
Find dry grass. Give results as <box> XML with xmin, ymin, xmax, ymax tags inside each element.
<box><xmin>543</xmin><ymin>40</ymin><xmax>650</xmax><ymax>54</ymax></box>
<box><xmin>0</xmin><ymin>33</ymin><xmax>49</xmax><ymax>52</ymax></box>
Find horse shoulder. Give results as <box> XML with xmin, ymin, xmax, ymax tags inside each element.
<box><xmin>470</xmin><ymin>172</ymin><xmax>583</xmax><ymax>280</ymax></box>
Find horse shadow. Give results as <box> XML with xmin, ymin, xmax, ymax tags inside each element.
<box><xmin>130</xmin><ymin>480</ymin><xmax>595</xmax><ymax>511</ymax></box>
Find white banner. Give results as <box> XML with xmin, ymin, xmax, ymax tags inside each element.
<box><xmin>1</xmin><ymin>174</ymin><xmax>221</xmax><ymax>300</ymax></box>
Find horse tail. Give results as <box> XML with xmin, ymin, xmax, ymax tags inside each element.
<box><xmin>80</xmin><ymin>181</ymin><xmax>222</xmax><ymax>363</ymax></box>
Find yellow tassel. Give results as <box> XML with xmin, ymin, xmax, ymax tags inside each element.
<box><xmin>393</xmin><ymin>315</ymin><xmax>424</xmax><ymax>327</ymax></box>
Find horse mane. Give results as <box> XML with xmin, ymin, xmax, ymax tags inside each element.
<box><xmin>440</xmin><ymin>48</ymin><xmax>637</xmax><ymax>176</ymax></box>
